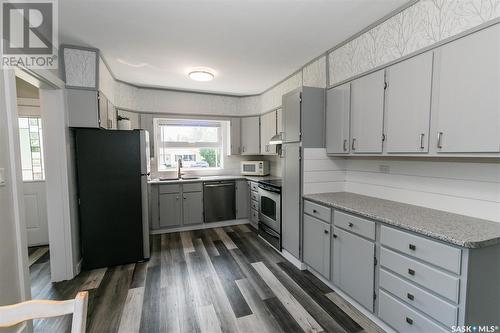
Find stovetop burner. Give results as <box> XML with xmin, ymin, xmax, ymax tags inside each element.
<box><xmin>258</xmin><ymin>178</ymin><xmax>282</xmax><ymax>188</ymax></box>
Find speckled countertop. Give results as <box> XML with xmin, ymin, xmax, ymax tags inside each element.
<box><xmin>303</xmin><ymin>192</ymin><xmax>500</xmax><ymax>249</ymax></box>
<box><xmin>148</xmin><ymin>175</ymin><xmax>280</xmax><ymax>184</ymax></box>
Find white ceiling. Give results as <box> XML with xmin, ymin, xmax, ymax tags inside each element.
<box><xmin>60</xmin><ymin>0</ymin><xmax>407</xmax><ymax>96</ymax></box>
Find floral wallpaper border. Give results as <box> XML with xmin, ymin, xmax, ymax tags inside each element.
<box><xmin>329</xmin><ymin>0</ymin><xmax>500</xmax><ymax>85</ymax></box>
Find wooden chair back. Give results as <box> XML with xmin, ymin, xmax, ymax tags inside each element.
<box><xmin>0</xmin><ymin>291</ymin><xmax>88</xmax><ymax>333</ymax></box>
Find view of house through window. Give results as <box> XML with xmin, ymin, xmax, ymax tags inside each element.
<box><xmin>18</xmin><ymin>117</ymin><xmax>45</xmax><ymax>181</ymax></box>
<box><xmin>155</xmin><ymin>118</ymin><xmax>225</xmax><ymax>171</ymax></box>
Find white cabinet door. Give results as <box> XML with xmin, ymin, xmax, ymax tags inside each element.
<box><xmin>385</xmin><ymin>53</ymin><xmax>433</xmax><ymax>153</ymax></box>
<box><xmin>303</xmin><ymin>214</ymin><xmax>330</xmax><ymax>279</ymax></box>
<box><xmin>260</xmin><ymin>111</ymin><xmax>277</xmax><ymax>155</ymax></box>
<box><xmin>350</xmin><ymin>70</ymin><xmax>385</xmax><ymax>153</ymax></box>
<box><xmin>326</xmin><ymin>83</ymin><xmax>351</xmax><ymax>154</ymax></box>
<box><xmin>332</xmin><ymin>227</ymin><xmax>375</xmax><ymax>311</ymax></box>
<box><xmin>276</xmin><ymin>108</ymin><xmax>283</xmax><ymax>135</ymax></box>
<box><xmin>229</xmin><ymin>117</ymin><xmax>241</xmax><ymax>155</ymax></box>
<box><xmin>433</xmin><ymin>25</ymin><xmax>500</xmax><ymax>153</ymax></box>
<box><xmin>182</xmin><ymin>192</ymin><xmax>203</xmax><ymax>225</ymax></box>
<box><xmin>241</xmin><ymin>116</ymin><xmax>260</xmax><ymax>155</ymax></box>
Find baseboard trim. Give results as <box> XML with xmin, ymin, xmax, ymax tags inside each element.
<box><xmin>150</xmin><ymin>219</ymin><xmax>250</xmax><ymax>234</ymax></box>
<box><xmin>305</xmin><ymin>264</ymin><xmax>396</xmax><ymax>333</ymax></box>
<box><xmin>281</xmin><ymin>249</ymin><xmax>306</xmax><ymax>270</ymax></box>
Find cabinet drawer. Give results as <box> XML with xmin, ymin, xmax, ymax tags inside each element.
<box><xmin>250</xmin><ymin>182</ymin><xmax>258</xmax><ymax>192</ymax></box>
<box><xmin>304</xmin><ymin>200</ymin><xmax>331</xmax><ymax>223</ymax></box>
<box><xmin>379</xmin><ymin>290</ymin><xmax>448</xmax><ymax>333</ymax></box>
<box><xmin>183</xmin><ymin>182</ymin><xmax>202</xmax><ymax>193</ymax></box>
<box><xmin>381</xmin><ymin>226</ymin><xmax>461</xmax><ymax>274</ymax></box>
<box><xmin>380</xmin><ymin>269</ymin><xmax>458</xmax><ymax>327</ymax></box>
<box><xmin>250</xmin><ymin>209</ymin><xmax>259</xmax><ymax>223</ymax></box>
<box><xmin>159</xmin><ymin>184</ymin><xmax>181</xmax><ymax>194</ymax></box>
<box><xmin>251</xmin><ymin>191</ymin><xmax>259</xmax><ymax>202</ymax></box>
<box><xmin>334</xmin><ymin>210</ymin><xmax>375</xmax><ymax>240</ymax></box>
<box><xmin>380</xmin><ymin>248</ymin><xmax>460</xmax><ymax>303</ymax></box>
<box><xmin>251</xmin><ymin>200</ymin><xmax>259</xmax><ymax>211</ymax></box>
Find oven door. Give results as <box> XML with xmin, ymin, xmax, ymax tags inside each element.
<box><xmin>258</xmin><ymin>187</ymin><xmax>281</xmax><ymax>233</ymax></box>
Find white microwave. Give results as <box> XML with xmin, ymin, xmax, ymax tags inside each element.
<box><xmin>241</xmin><ymin>161</ymin><xmax>270</xmax><ymax>176</ymax></box>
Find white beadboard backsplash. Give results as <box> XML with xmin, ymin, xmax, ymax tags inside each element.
<box><xmin>304</xmin><ymin>149</ymin><xmax>500</xmax><ymax>222</ymax></box>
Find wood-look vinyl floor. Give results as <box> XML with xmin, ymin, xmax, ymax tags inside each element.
<box><xmin>29</xmin><ymin>224</ymin><xmax>383</xmax><ymax>333</ymax></box>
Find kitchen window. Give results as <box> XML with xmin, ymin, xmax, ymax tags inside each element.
<box><xmin>154</xmin><ymin>118</ymin><xmax>225</xmax><ymax>171</ymax></box>
<box><xmin>18</xmin><ymin>116</ymin><xmax>45</xmax><ymax>181</ymax></box>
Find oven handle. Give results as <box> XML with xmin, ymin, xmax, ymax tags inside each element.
<box><xmin>260</xmin><ymin>223</ymin><xmax>280</xmax><ymax>238</ymax></box>
<box><xmin>258</xmin><ymin>184</ymin><xmax>281</xmax><ymax>194</ymax></box>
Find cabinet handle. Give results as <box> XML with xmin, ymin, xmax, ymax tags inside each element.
<box><xmin>176</xmin><ymin>196</ymin><xmax>179</xmax><ymax>200</ymax></box>
<box><xmin>313</xmin><ymin>209</ymin><xmax>317</xmax><ymax>213</ymax></box>
<box><xmin>407</xmin><ymin>293</ymin><xmax>415</xmax><ymax>301</ymax></box>
<box><xmin>348</xmin><ymin>222</ymin><xmax>354</xmax><ymax>227</ymax></box>
<box><xmin>419</xmin><ymin>133</ymin><xmax>425</xmax><ymax>149</ymax></box>
<box><xmin>242</xmin><ymin>146</ymin><xmax>246</xmax><ymax>153</ymax></box>
<box><xmin>409</xmin><ymin>244</ymin><xmax>416</xmax><ymax>251</ymax></box>
<box><xmin>183</xmin><ymin>196</ymin><xmax>186</xmax><ymax>199</ymax></box>
<box><xmin>324</xmin><ymin>230</ymin><xmax>329</xmax><ymax>234</ymax></box>
<box><xmin>332</xmin><ymin>234</ymin><xmax>338</xmax><ymax>238</ymax></box>
<box><xmin>351</xmin><ymin>138</ymin><xmax>356</xmax><ymax>151</ymax></box>
<box><xmin>437</xmin><ymin>132</ymin><xmax>443</xmax><ymax>149</ymax></box>
<box><xmin>406</xmin><ymin>317</ymin><xmax>414</xmax><ymax>325</ymax></box>
<box><xmin>408</xmin><ymin>268</ymin><xmax>415</xmax><ymax>276</ymax></box>
<box><xmin>343</xmin><ymin>139</ymin><xmax>348</xmax><ymax>152</ymax></box>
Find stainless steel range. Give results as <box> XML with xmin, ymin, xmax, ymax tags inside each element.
<box><xmin>257</xmin><ymin>179</ymin><xmax>282</xmax><ymax>250</ymax></box>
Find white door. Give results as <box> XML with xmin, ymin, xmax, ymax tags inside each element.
<box><xmin>385</xmin><ymin>53</ymin><xmax>433</xmax><ymax>153</ymax></box>
<box><xmin>260</xmin><ymin>111</ymin><xmax>277</xmax><ymax>155</ymax></box>
<box><xmin>24</xmin><ymin>181</ymin><xmax>49</xmax><ymax>246</ymax></box>
<box><xmin>350</xmin><ymin>70</ymin><xmax>385</xmax><ymax>153</ymax></box>
<box><xmin>432</xmin><ymin>24</ymin><xmax>500</xmax><ymax>153</ymax></box>
<box><xmin>241</xmin><ymin>116</ymin><xmax>260</xmax><ymax>155</ymax></box>
<box><xmin>326</xmin><ymin>83</ymin><xmax>351</xmax><ymax>154</ymax></box>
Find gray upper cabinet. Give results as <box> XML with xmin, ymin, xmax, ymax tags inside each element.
<box><xmin>107</xmin><ymin>99</ymin><xmax>117</xmax><ymax>130</ymax></box>
<box><xmin>303</xmin><ymin>214</ymin><xmax>331</xmax><ymax>279</ymax></box>
<box><xmin>159</xmin><ymin>193</ymin><xmax>182</xmax><ymax>228</ymax></box>
<box><xmin>276</xmin><ymin>108</ymin><xmax>283</xmax><ymax>135</ymax></box>
<box><xmin>260</xmin><ymin>111</ymin><xmax>277</xmax><ymax>155</ymax></box>
<box><xmin>326</xmin><ymin>83</ymin><xmax>351</xmax><ymax>154</ymax></box>
<box><xmin>332</xmin><ymin>227</ymin><xmax>375</xmax><ymax>312</ymax></box>
<box><xmin>182</xmin><ymin>192</ymin><xmax>203</xmax><ymax>225</ymax></box>
<box><xmin>350</xmin><ymin>70</ymin><xmax>385</xmax><ymax>153</ymax></box>
<box><xmin>98</xmin><ymin>92</ymin><xmax>108</xmax><ymax>128</ymax></box>
<box><xmin>229</xmin><ymin>117</ymin><xmax>241</xmax><ymax>155</ymax></box>
<box><xmin>283</xmin><ymin>89</ymin><xmax>301</xmax><ymax>143</ymax></box>
<box><xmin>385</xmin><ymin>53</ymin><xmax>433</xmax><ymax>153</ymax></box>
<box><xmin>235</xmin><ymin>180</ymin><xmax>248</xmax><ymax>219</ymax></box>
<box><xmin>432</xmin><ymin>24</ymin><xmax>500</xmax><ymax>153</ymax></box>
<box><xmin>67</xmin><ymin>89</ymin><xmax>100</xmax><ymax>128</ymax></box>
<box><xmin>241</xmin><ymin>116</ymin><xmax>260</xmax><ymax>155</ymax></box>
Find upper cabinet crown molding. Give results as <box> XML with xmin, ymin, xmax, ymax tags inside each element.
<box><xmin>61</xmin><ymin>45</ymin><xmax>99</xmax><ymax>90</ymax></box>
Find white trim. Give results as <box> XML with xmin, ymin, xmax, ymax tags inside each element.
<box><xmin>281</xmin><ymin>249</ymin><xmax>306</xmax><ymax>270</ymax></box>
<box><xmin>150</xmin><ymin>218</ymin><xmax>250</xmax><ymax>234</ymax></box>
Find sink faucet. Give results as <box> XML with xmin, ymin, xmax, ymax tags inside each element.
<box><xmin>177</xmin><ymin>158</ymin><xmax>183</xmax><ymax>179</ymax></box>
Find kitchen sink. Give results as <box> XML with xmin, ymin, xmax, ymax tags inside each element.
<box><xmin>158</xmin><ymin>177</ymin><xmax>201</xmax><ymax>181</ymax></box>
<box><xmin>181</xmin><ymin>177</ymin><xmax>201</xmax><ymax>180</ymax></box>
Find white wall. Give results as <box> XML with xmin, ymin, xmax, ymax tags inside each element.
<box><xmin>0</xmin><ymin>69</ymin><xmax>30</xmax><ymax>332</ymax></box>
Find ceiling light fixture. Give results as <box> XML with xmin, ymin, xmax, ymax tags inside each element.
<box><xmin>188</xmin><ymin>68</ymin><xmax>215</xmax><ymax>82</ymax></box>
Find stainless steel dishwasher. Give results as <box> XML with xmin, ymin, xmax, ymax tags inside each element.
<box><xmin>203</xmin><ymin>181</ymin><xmax>236</xmax><ymax>222</ymax></box>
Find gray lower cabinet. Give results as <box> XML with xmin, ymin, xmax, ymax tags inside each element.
<box><xmin>332</xmin><ymin>227</ymin><xmax>375</xmax><ymax>312</ymax></box>
<box><xmin>303</xmin><ymin>214</ymin><xmax>330</xmax><ymax>278</ymax></box>
<box><xmin>182</xmin><ymin>192</ymin><xmax>203</xmax><ymax>225</ymax></box>
<box><xmin>159</xmin><ymin>193</ymin><xmax>182</xmax><ymax>228</ymax></box>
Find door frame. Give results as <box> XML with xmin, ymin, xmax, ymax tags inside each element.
<box><xmin>5</xmin><ymin>66</ymin><xmax>79</xmax><ymax>285</ymax></box>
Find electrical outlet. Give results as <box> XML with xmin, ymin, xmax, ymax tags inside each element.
<box><xmin>379</xmin><ymin>165</ymin><xmax>390</xmax><ymax>174</ymax></box>
<box><xmin>0</xmin><ymin>168</ymin><xmax>5</xmax><ymax>186</ymax></box>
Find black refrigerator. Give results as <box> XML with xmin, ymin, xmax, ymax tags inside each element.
<box><xmin>74</xmin><ymin>128</ymin><xmax>151</xmax><ymax>269</ymax></box>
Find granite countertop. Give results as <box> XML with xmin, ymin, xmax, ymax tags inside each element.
<box><xmin>303</xmin><ymin>192</ymin><xmax>500</xmax><ymax>249</ymax></box>
<box><xmin>148</xmin><ymin>175</ymin><xmax>280</xmax><ymax>184</ymax></box>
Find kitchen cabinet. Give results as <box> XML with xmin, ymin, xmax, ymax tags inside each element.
<box><xmin>260</xmin><ymin>111</ymin><xmax>277</xmax><ymax>155</ymax></box>
<box><xmin>248</xmin><ymin>181</ymin><xmax>259</xmax><ymax>227</ymax></box>
<box><xmin>326</xmin><ymin>83</ymin><xmax>351</xmax><ymax>154</ymax></box>
<box><xmin>159</xmin><ymin>193</ymin><xmax>182</xmax><ymax>228</ymax></box>
<box><xmin>107</xmin><ymin>99</ymin><xmax>117</xmax><ymax>130</ymax></box>
<box><xmin>98</xmin><ymin>92</ymin><xmax>108</xmax><ymax>129</ymax></box>
<box><xmin>68</xmin><ymin>89</ymin><xmax>117</xmax><ymax>129</ymax></box>
<box><xmin>432</xmin><ymin>24</ymin><xmax>500</xmax><ymax>153</ymax></box>
<box><xmin>350</xmin><ymin>70</ymin><xmax>385</xmax><ymax>153</ymax></box>
<box><xmin>276</xmin><ymin>108</ymin><xmax>283</xmax><ymax>135</ymax></box>
<box><xmin>332</xmin><ymin>227</ymin><xmax>375</xmax><ymax>311</ymax></box>
<box><xmin>182</xmin><ymin>192</ymin><xmax>203</xmax><ymax>225</ymax></box>
<box><xmin>385</xmin><ymin>53</ymin><xmax>433</xmax><ymax>153</ymax></box>
<box><xmin>282</xmin><ymin>142</ymin><xmax>301</xmax><ymax>258</ymax></box>
<box><xmin>241</xmin><ymin>116</ymin><xmax>260</xmax><ymax>155</ymax></box>
<box><xmin>235</xmin><ymin>179</ymin><xmax>248</xmax><ymax>219</ymax></box>
<box><xmin>303</xmin><ymin>214</ymin><xmax>330</xmax><ymax>278</ymax></box>
<box><xmin>229</xmin><ymin>117</ymin><xmax>241</xmax><ymax>155</ymax></box>
<box><xmin>283</xmin><ymin>89</ymin><xmax>301</xmax><ymax>143</ymax></box>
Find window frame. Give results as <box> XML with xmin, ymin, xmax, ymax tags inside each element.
<box><xmin>154</xmin><ymin>118</ymin><xmax>226</xmax><ymax>172</ymax></box>
<box><xmin>18</xmin><ymin>116</ymin><xmax>45</xmax><ymax>181</ymax></box>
